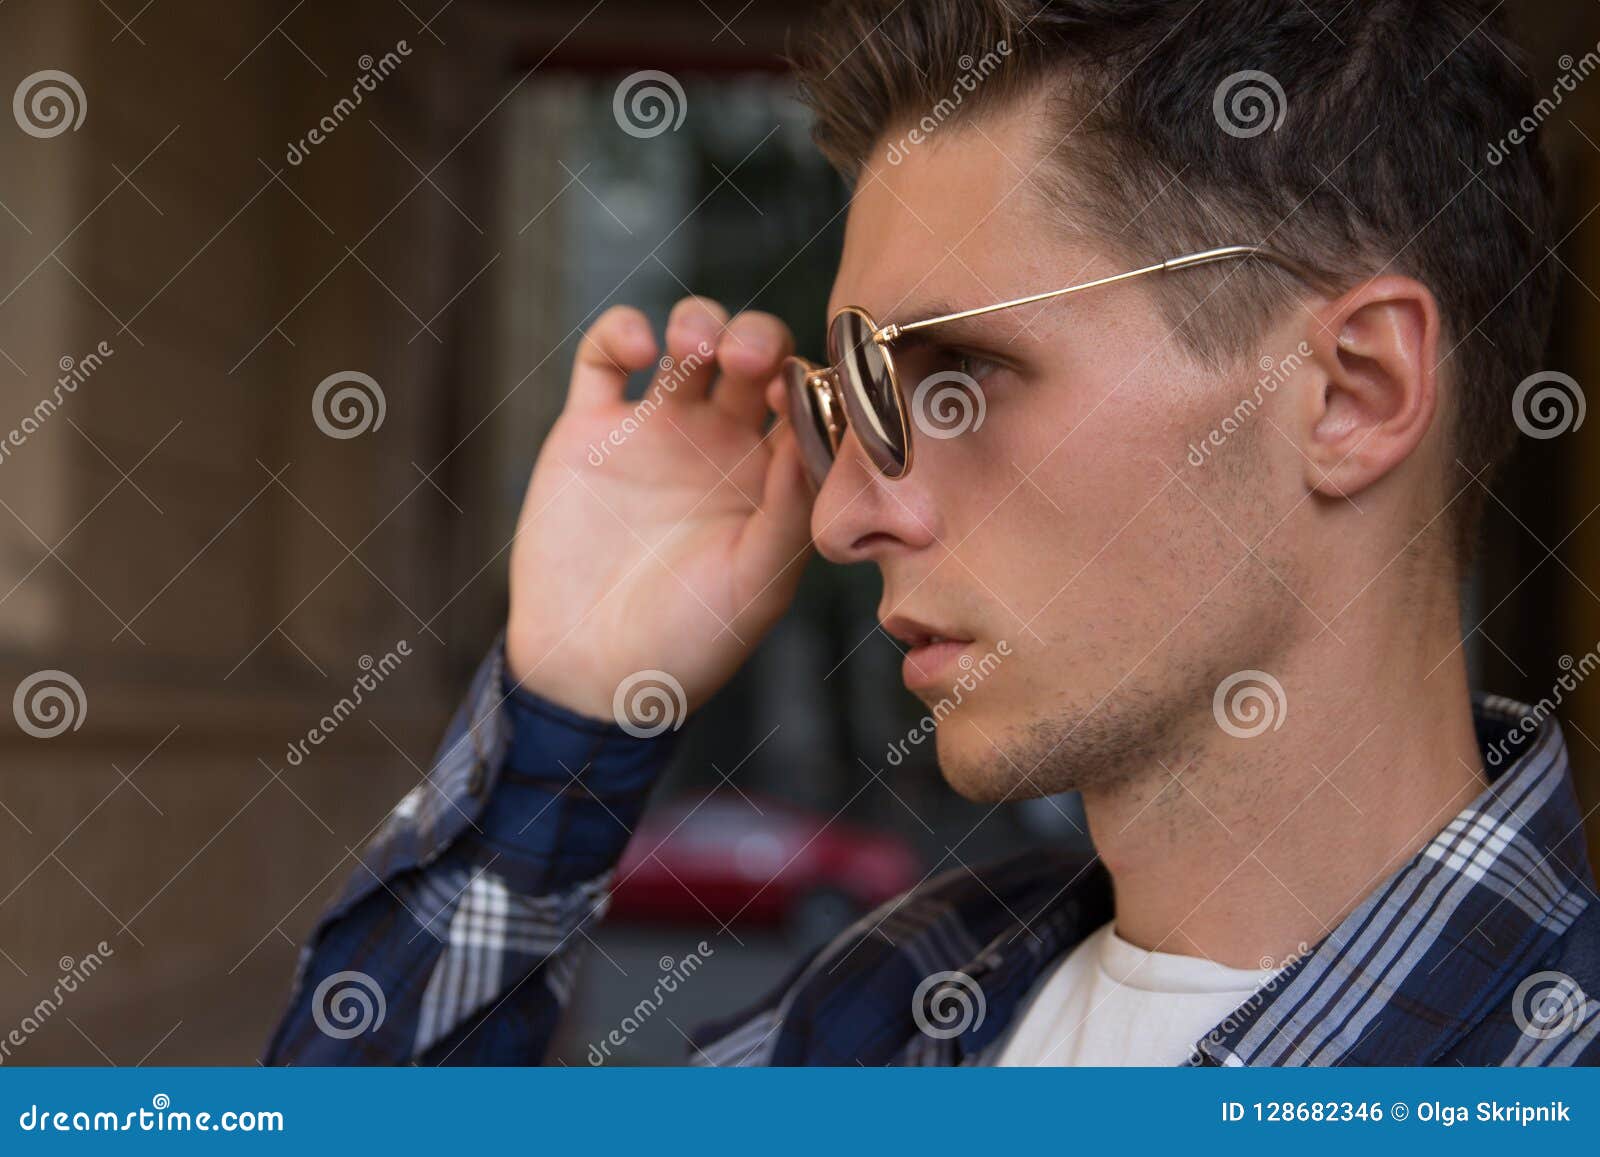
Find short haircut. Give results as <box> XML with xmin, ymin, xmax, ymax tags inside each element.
<box><xmin>792</xmin><ymin>0</ymin><xmax>1558</xmax><ymax>562</ymax></box>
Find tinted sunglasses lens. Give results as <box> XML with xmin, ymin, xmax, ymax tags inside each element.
<box><xmin>829</xmin><ymin>310</ymin><xmax>907</xmax><ymax>477</ymax></box>
<box><xmin>782</xmin><ymin>359</ymin><xmax>834</xmax><ymax>492</ymax></box>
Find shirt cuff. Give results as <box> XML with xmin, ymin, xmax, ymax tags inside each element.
<box><xmin>475</xmin><ymin>666</ymin><xmax>682</xmax><ymax>891</ymax></box>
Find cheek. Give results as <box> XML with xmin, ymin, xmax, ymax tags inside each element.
<box><xmin>945</xmin><ymin>390</ymin><xmax>1176</xmax><ymax>612</ymax></box>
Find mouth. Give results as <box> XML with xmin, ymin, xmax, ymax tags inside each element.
<box><xmin>880</xmin><ymin>614</ymin><xmax>976</xmax><ymax>689</ymax></box>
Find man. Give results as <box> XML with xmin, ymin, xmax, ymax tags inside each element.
<box><xmin>268</xmin><ymin>0</ymin><xmax>1600</xmax><ymax>1066</ymax></box>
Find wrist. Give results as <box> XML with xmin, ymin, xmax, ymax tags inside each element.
<box><xmin>500</xmin><ymin>668</ymin><xmax>624</xmax><ymax>735</ymax></box>
<box><xmin>503</xmin><ymin>628</ymin><xmax>617</xmax><ymax>725</ymax></box>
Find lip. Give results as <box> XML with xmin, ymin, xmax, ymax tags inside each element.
<box><xmin>881</xmin><ymin>614</ymin><xmax>975</xmax><ymax>689</ymax></box>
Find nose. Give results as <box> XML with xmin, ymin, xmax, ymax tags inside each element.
<box><xmin>811</xmin><ymin>426</ymin><xmax>941</xmax><ymax>565</ymax></box>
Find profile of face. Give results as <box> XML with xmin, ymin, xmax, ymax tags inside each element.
<box><xmin>810</xmin><ymin>97</ymin><xmax>1443</xmax><ymax>803</ymax></box>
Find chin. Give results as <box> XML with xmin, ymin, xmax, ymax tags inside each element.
<box><xmin>932</xmin><ymin>688</ymin><xmax>1149</xmax><ymax>803</ymax></box>
<box><xmin>934</xmin><ymin>719</ymin><xmax>1040</xmax><ymax>803</ymax></box>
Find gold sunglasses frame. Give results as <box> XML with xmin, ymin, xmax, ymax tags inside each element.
<box><xmin>784</xmin><ymin>244</ymin><xmax>1320</xmax><ymax>482</ymax></box>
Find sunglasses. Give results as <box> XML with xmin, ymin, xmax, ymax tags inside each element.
<box><xmin>782</xmin><ymin>244</ymin><xmax>1318</xmax><ymax>490</ymax></box>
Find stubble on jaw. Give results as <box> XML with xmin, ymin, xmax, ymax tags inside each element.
<box><xmin>934</xmin><ymin>444</ymin><xmax>1300</xmax><ymax>806</ymax></box>
<box><xmin>940</xmin><ymin>670</ymin><xmax>1203</xmax><ymax>805</ymax></box>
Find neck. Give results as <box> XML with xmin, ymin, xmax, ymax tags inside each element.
<box><xmin>1083</xmin><ymin>610</ymin><xmax>1487</xmax><ymax>971</ymax></box>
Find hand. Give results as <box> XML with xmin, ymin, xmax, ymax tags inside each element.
<box><xmin>505</xmin><ymin>296</ymin><xmax>814</xmax><ymax>724</ymax></box>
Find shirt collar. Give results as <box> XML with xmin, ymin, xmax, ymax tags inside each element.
<box><xmin>1194</xmin><ymin>693</ymin><xmax>1593</xmax><ymax>1066</ymax></box>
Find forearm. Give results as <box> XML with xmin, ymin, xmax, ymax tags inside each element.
<box><xmin>264</xmin><ymin>641</ymin><xmax>676</xmax><ymax>1065</ymax></box>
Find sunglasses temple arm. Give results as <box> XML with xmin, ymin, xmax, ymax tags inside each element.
<box><xmin>874</xmin><ymin>245</ymin><xmax>1310</xmax><ymax>344</ymax></box>
<box><xmin>1162</xmin><ymin>245</ymin><xmax>1320</xmax><ymax>284</ymax></box>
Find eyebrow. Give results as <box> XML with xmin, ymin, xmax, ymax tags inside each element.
<box><xmin>883</xmin><ymin>300</ymin><xmax>958</xmax><ymax>329</ymax></box>
<box><xmin>881</xmin><ymin>304</ymin><xmax>1030</xmax><ymax>350</ymax></box>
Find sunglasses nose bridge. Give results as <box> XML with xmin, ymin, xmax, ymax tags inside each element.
<box><xmin>782</xmin><ymin>355</ymin><xmax>850</xmax><ymax>492</ymax></box>
<box><xmin>810</xmin><ymin>368</ymin><xmax>847</xmax><ymax>454</ymax></box>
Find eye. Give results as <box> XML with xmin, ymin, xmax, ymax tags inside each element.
<box><xmin>951</xmin><ymin>351</ymin><xmax>1002</xmax><ymax>386</ymax></box>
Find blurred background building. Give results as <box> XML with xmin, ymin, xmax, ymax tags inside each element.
<box><xmin>0</xmin><ymin>0</ymin><xmax>1594</xmax><ymax>1064</ymax></box>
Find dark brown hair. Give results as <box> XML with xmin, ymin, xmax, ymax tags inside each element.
<box><xmin>792</xmin><ymin>0</ymin><xmax>1558</xmax><ymax>562</ymax></box>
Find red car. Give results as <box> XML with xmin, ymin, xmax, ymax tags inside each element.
<box><xmin>609</xmin><ymin>794</ymin><xmax>922</xmax><ymax>944</ymax></box>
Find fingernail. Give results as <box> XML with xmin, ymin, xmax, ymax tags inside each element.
<box><xmin>729</xmin><ymin>326</ymin><xmax>776</xmax><ymax>359</ymax></box>
<box><xmin>685</xmin><ymin>317</ymin><xmax>723</xmax><ymax>352</ymax></box>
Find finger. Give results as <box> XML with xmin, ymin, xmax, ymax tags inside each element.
<box><xmin>712</xmin><ymin>311</ymin><xmax>793</xmax><ymax>430</ymax></box>
<box><xmin>737</xmin><ymin>420</ymin><xmax>814</xmax><ymax>619</ymax></box>
<box><xmin>569</xmin><ymin>305</ymin><xmax>657</xmax><ymax>412</ymax></box>
<box><xmin>657</xmin><ymin>296</ymin><xmax>729</xmax><ymax>404</ymax></box>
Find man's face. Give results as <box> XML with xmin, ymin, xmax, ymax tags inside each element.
<box><xmin>812</xmin><ymin>100</ymin><xmax>1311</xmax><ymax>802</ymax></box>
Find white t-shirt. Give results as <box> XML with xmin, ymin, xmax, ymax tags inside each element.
<box><xmin>995</xmin><ymin>921</ymin><xmax>1271</xmax><ymax>1066</ymax></box>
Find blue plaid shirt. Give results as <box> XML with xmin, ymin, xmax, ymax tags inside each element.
<box><xmin>266</xmin><ymin>644</ymin><xmax>1600</xmax><ymax>1066</ymax></box>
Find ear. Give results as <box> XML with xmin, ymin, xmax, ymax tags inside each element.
<box><xmin>1298</xmin><ymin>275</ymin><xmax>1441</xmax><ymax>499</ymax></box>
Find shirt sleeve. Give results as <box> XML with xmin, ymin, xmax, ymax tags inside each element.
<box><xmin>263</xmin><ymin>640</ymin><xmax>678</xmax><ymax>1065</ymax></box>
